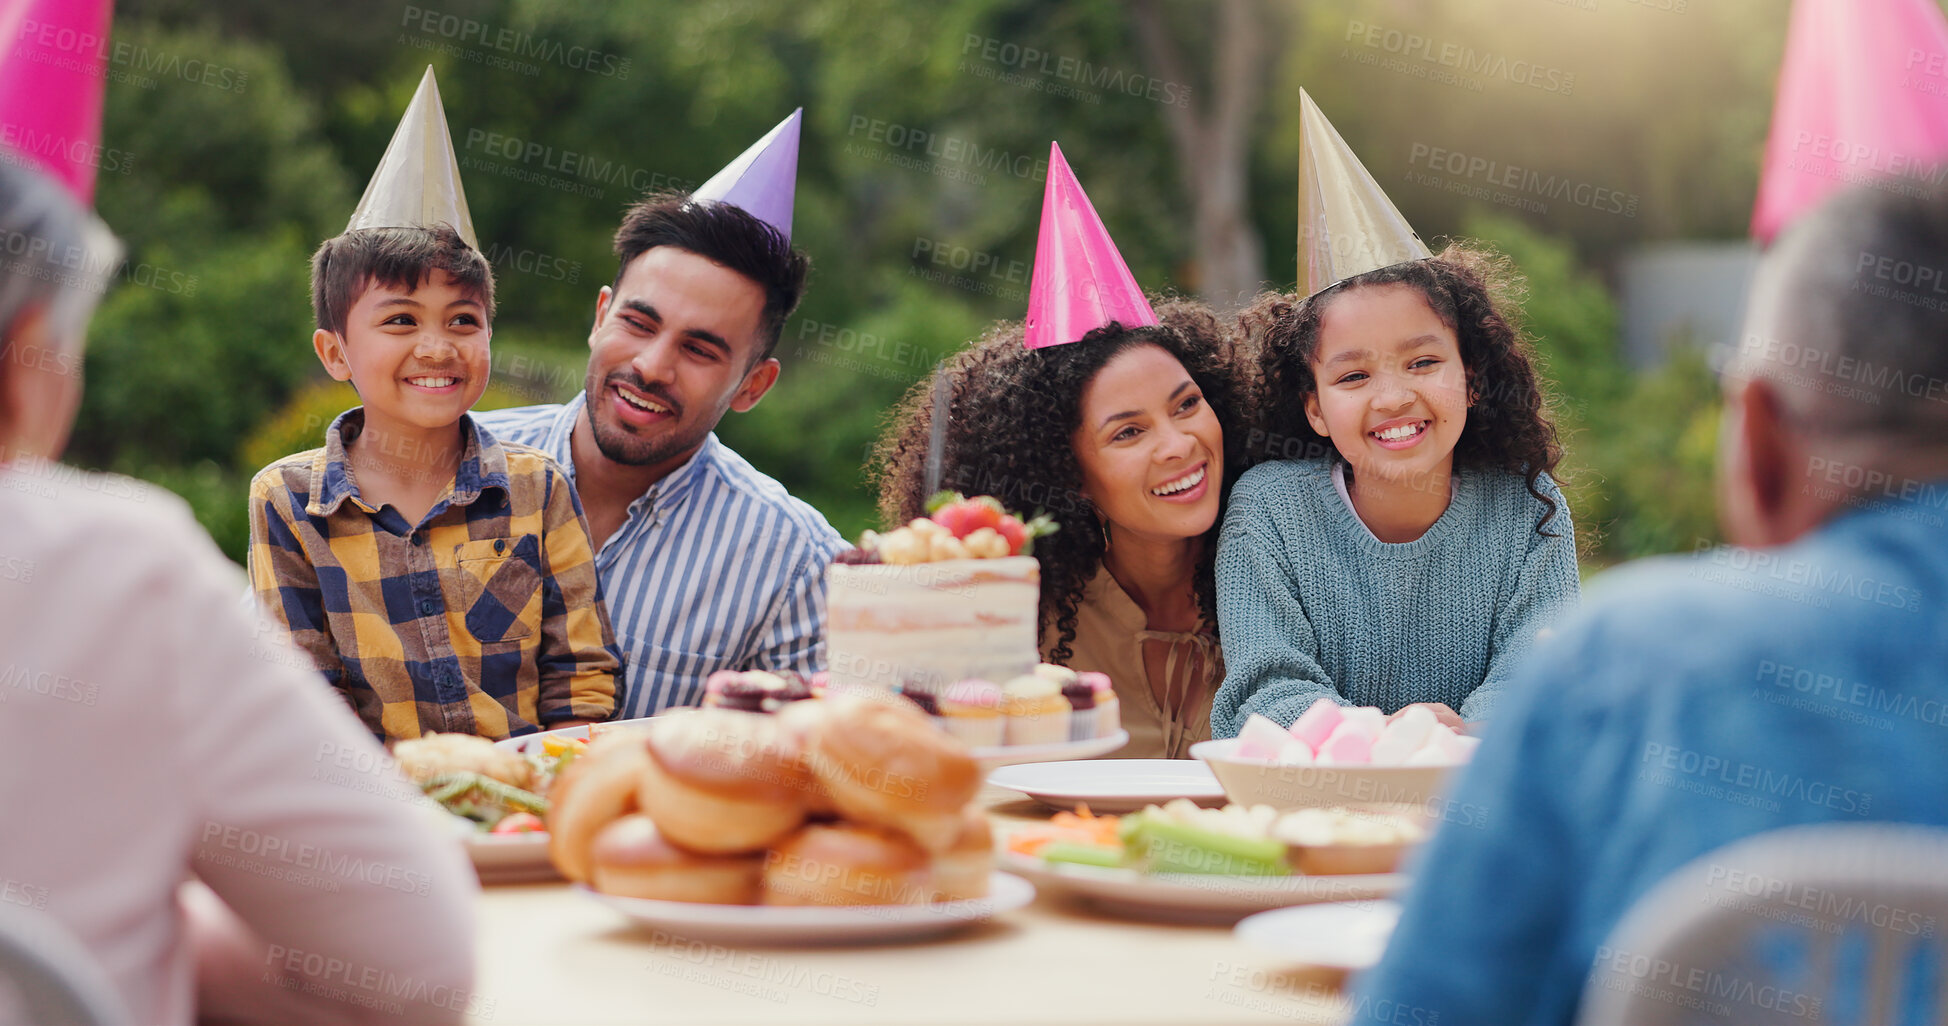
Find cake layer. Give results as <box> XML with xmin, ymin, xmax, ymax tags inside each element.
<box><xmin>825</xmin><ymin>556</ymin><xmax>1040</xmax><ymax>692</ymax></box>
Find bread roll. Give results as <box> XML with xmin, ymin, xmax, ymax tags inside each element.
<box><xmin>761</xmin><ymin>823</ymin><xmax>933</xmax><ymax>906</ymax></box>
<box><xmin>546</xmin><ymin>733</ymin><xmax>652</xmax><ymax>882</ymax></box>
<box><xmin>394</xmin><ymin>732</ymin><xmax>533</xmax><ymax>789</ymax></box>
<box><xmin>930</xmin><ymin>805</ymin><xmax>993</xmax><ymax>902</ymax></box>
<box><xmin>805</xmin><ymin>694</ymin><xmax>980</xmax><ymax>851</ymax></box>
<box><xmin>590</xmin><ymin>814</ymin><xmax>763</xmax><ymax>904</ymax></box>
<box><xmin>637</xmin><ymin>709</ymin><xmax>813</xmax><ymax>854</ymax></box>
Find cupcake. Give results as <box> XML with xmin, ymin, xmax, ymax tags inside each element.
<box><xmin>899</xmin><ymin>687</ymin><xmax>942</xmax><ymax>717</ymax></box>
<box><xmin>1001</xmin><ymin>675</ymin><xmax>1071</xmax><ymax>745</ymax></box>
<box><xmin>1031</xmin><ymin>662</ymin><xmax>1079</xmax><ymax>687</ymax></box>
<box><xmin>700</xmin><ymin>669</ymin><xmax>743</xmax><ymax>709</ymax></box>
<box><xmin>1078</xmin><ymin>672</ymin><xmax>1118</xmax><ymax>738</ymax></box>
<box><xmin>1061</xmin><ymin>679</ymin><xmax>1098</xmax><ymax>741</ymax></box>
<box><xmin>702</xmin><ymin>670</ymin><xmax>812</xmax><ymax>713</ymax></box>
<box><xmin>938</xmin><ymin>679</ymin><xmax>1004</xmax><ymax>748</ymax></box>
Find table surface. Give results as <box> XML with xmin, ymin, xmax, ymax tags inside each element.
<box><xmin>468</xmin><ymin>784</ymin><xmax>1353</xmax><ymax>1026</ymax></box>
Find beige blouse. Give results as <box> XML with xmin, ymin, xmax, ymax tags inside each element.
<box><xmin>1042</xmin><ymin>567</ymin><xmax>1222</xmax><ymax>760</ymax></box>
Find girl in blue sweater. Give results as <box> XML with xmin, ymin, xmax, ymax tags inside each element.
<box><xmin>1213</xmin><ymin>245</ymin><xmax>1579</xmax><ymax>738</ymax></box>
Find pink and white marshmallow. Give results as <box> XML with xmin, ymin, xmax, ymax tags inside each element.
<box><xmin>1236</xmin><ymin>713</ymin><xmax>1292</xmax><ymax>760</ymax></box>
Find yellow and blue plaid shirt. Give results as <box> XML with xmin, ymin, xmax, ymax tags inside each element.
<box><xmin>247</xmin><ymin>409</ymin><xmax>621</xmax><ymax>741</ymax></box>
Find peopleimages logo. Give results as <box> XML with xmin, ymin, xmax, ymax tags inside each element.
<box><xmin>959</xmin><ymin>34</ymin><xmax>1192</xmax><ymax>108</ymax></box>
<box><xmin>0</xmin><ymin>124</ymin><xmax>133</xmax><ymax>176</ymax></box>
<box><xmin>462</xmin><ymin>128</ymin><xmax>689</xmax><ymax>199</ymax></box>
<box><xmin>1640</xmin><ymin>742</ymin><xmax>1871</xmax><ymax>815</ymax></box>
<box><xmin>15</xmin><ymin>18</ymin><xmax>250</xmax><ymax>93</ymax></box>
<box><xmin>1343</xmin><ymin>19</ymin><xmax>1576</xmax><ymax>95</ymax></box>
<box><xmin>1406</xmin><ymin>143</ymin><xmax>1638</xmax><ymax>217</ymax></box>
<box><xmin>400</xmin><ymin>5</ymin><xmax>630</xmax><ymax>79</ymax></box>
<box><xmin>845</xmin><ymin>116</ymin><xmax>1049</xmax><ymax>182</ymax></box>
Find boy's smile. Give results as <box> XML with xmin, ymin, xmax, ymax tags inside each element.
<box><xmin>314</xmin><ymin>268</ymin><xmax>492</xmax><ymax>438</ymax></box>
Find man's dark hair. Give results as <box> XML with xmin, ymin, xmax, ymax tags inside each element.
<box><xmin>611</xmin><ymin>192</ymin><xmax>810</xmax><ymax>362</ymax></box>
<box><xmin>310</xmin><ymin>224</ymin><xmax>495</xmax><ymax>336</ymax></box>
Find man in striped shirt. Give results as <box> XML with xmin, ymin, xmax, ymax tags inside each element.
<box><xmin>479</xmin><ymin>193</ymin><xmax>843</xmax><ymax>718</ymax></box>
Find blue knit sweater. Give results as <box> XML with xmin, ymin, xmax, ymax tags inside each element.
<box><xmin>1212</xmin><ymin>456</ymin><xmax>1580</xmax><ymax>737</ymax></box>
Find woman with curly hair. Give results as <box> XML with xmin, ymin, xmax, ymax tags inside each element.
<box><xmin>872</xmin><ymin>297</ymin><xmax>1255</xmax><ymax>758</ymax></box>
<box><xmin>1214</xmin><ymin>243</ymin><xmax>1580</xmax><ymax>739</ymax></box>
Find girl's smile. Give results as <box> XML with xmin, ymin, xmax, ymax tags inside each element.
<box><xmin>1305</xmin><ymin>282</ymin><xmax>1470</xmax><ymax>484</ymax></box>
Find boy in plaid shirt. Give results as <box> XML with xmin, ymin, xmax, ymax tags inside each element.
<box><xmin>248</xmin><ymin>224</ymin><xmax>620</xmax><ymax>742</ymax></box>
<box><xmin>247</xmin><ymin>70</ymin><xmax>617</xmax><ymax>740</ymax></box>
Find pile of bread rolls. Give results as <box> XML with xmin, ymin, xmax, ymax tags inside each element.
<box><xmin>548</xmin><ymin>693</ymin><xmax>991</xmax><ymax>905</ymax></box>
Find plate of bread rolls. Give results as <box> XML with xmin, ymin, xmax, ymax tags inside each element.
<box><xmin>546</xmin><ymin>693</ymin><xmax>1035</xmax><ymax>943</ymax></box>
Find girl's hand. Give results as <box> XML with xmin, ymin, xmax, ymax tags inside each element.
<box><xmin>1389</xmin><ymin>702</ymin><xmax>1466</xmax><ymax>734</ymax></box>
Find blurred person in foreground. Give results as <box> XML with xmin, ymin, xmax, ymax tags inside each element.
<box><xmin>0</xmin><ymin>162</ymin><xmax>480</xmax><ymax>1022</ymax></box>
<box><xmin>1353</xmin><ymin>183</ymin><xmax>1948</xmax><ymax>1024</ymax></box>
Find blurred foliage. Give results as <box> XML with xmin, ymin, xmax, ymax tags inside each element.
<box><xmin>1459</xmin><ymin>211</ymin><xmax>1722</xmax><ymax>566</ymax></box>
<box><xmin>81</xmin><ymin>0</ymin><xmax>1804</xmax><ymax>562</ymax></box>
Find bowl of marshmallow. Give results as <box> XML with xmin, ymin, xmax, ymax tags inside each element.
<box><xmin>1191</xmin><ymin>699</ymin><xmax>1479</xmax><ymax>811</ymax></box>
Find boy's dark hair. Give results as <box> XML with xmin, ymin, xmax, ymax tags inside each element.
<box><xmin>1246</xmin><ymin>242</ymin><xmax>1566</xmax><ymax>533</ymax></box>
<box><xmin>310</xmin><ymin>224</ymin><xmax>495</xmax><ymax>336</ymax></box>
<box><xmin>611</xmin><ymin>192</ymin><xmax>810</xmax><ymax>362</ymax></box>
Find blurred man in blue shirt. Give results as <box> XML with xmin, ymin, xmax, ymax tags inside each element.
<box><xmin>1353</xmin><ymin>183</ymin><xmax>1948</xmax><ymax>1025</ymax></box>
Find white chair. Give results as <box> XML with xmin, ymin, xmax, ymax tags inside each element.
<box><xmin>0</xmin><ymin>903</ymin><xmax>125</xmax><ymax>1026</ymax></box>
<box><xmin>1577</xmin><ymin>823</ymin><xmax>1948</xmax><ymax>1026</ymax></box>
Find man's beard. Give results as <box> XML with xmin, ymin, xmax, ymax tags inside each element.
<box><xmin>584</xmin><ymin>371</ymin><xmax>706</xmax><ymax>468</ymax></box>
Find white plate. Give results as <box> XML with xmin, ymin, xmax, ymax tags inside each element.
<box><xmin>986</xmin><ymin>759</ymin><xmax>1225</xmax><ymax>813</ymax></box>
<box><xmin>493</xmin><ymin>718</ymin><xmax>1128</xmax><ymax>771</ymax></box>
<box><xmin>578</xmin><ymin>871</ymin><xmax>1034</xmax><ymax>944</ymax></box>
<box><xmin>999</xmin><ymin>851</ymin><xmax>1404</xmax><ymax>923</ymax></box>
<box><xmin>973</xmin><ymin>730</ymin><xmax>1129</xmax><ymax>769</ymax></box>
<box><xmin>1234</xmin><ymin>900</ymin><xmax>1403</xmax><ymax>972</ymax></box>
<box><xmin>491</xmin><ymin>717</ymin><xmax>656</xmax><ymax>755</ymax></box>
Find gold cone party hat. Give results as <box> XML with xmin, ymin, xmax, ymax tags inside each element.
<box><xmin>1295</xmin><ymin>88</ymin><xmax>1430</xmax><ymax>298</ymax></box>
<box><xmin>346</xmin><ymin>66</ymin><xmax>477</xmax><ymax>247</ymax></box>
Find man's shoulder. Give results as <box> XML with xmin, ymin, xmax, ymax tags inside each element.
<box><xmin>1573</xmin><ymin>552</ymin><xmax>1786</xmax><ymax>651</ymax></box>
<box><xmin>1523</xmin><ymin>538</ymin><xmax>1891</xmax><ymax>705</ymax></box>
<box><xmin>696</xmin><ymin>440</ymin><xmax>844</xmax><ymax>556</ymax></box>
<box><xmin>473</xmin><ymin>403</ymin><xmax>568</xmax><ymax>447</ymax></box>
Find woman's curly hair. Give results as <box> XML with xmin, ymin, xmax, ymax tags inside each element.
<box><xmin>1243</xmin><ymin>242</ymin><xmax>1566</xmax><ymax>532</ymax></box>
<box><xmin>869</xmin><ymin>298</ymin><xmax>1253</xmax><ymax>663</ymax></box>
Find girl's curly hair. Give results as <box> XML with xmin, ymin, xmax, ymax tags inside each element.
<box><xmin>869</xmin><ymin>298</ymin><xmax>1253</xmax><ymax>663</ymax></box>
<box><xmin>1243</xmin><ymin>242</ymin><xmax>1565</xmax><ymax>532</ymax></box>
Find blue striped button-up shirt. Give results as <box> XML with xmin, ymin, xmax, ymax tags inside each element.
<box><xmin>476</xmin><ymin>395</ymin><xmax>845</xmax><ymax>718</ymax></box>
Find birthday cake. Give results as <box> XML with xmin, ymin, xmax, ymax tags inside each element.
<box><xmin>823</xmin><ymin>494</ymin><xmax>1053</xmax><ymax>695</ymax></box>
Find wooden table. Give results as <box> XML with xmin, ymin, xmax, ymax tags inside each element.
<box><xmin>468</xmin><ymin>786</ymin><xmax>1351</xmax><ymax>1025</ymax></box>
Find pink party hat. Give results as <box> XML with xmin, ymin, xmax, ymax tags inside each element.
<box><xmin>693</xmin><ymin>108</ymin><xmax>800</xmax><ymax>240</ymax></box>
<box><xmin>1023</xmin><ymin>142</ymin><xmax>1157</xmax><ymax>350</ymax></box>
<box><xmin>0</xmin><ymin>0</ymin><xmax>114</xmax><ymax>205</ymax></box>
<box><xmin>1752</xmin><ymin>0</ymin><xmax>1948</xmax><ymax>243</ymax></box>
